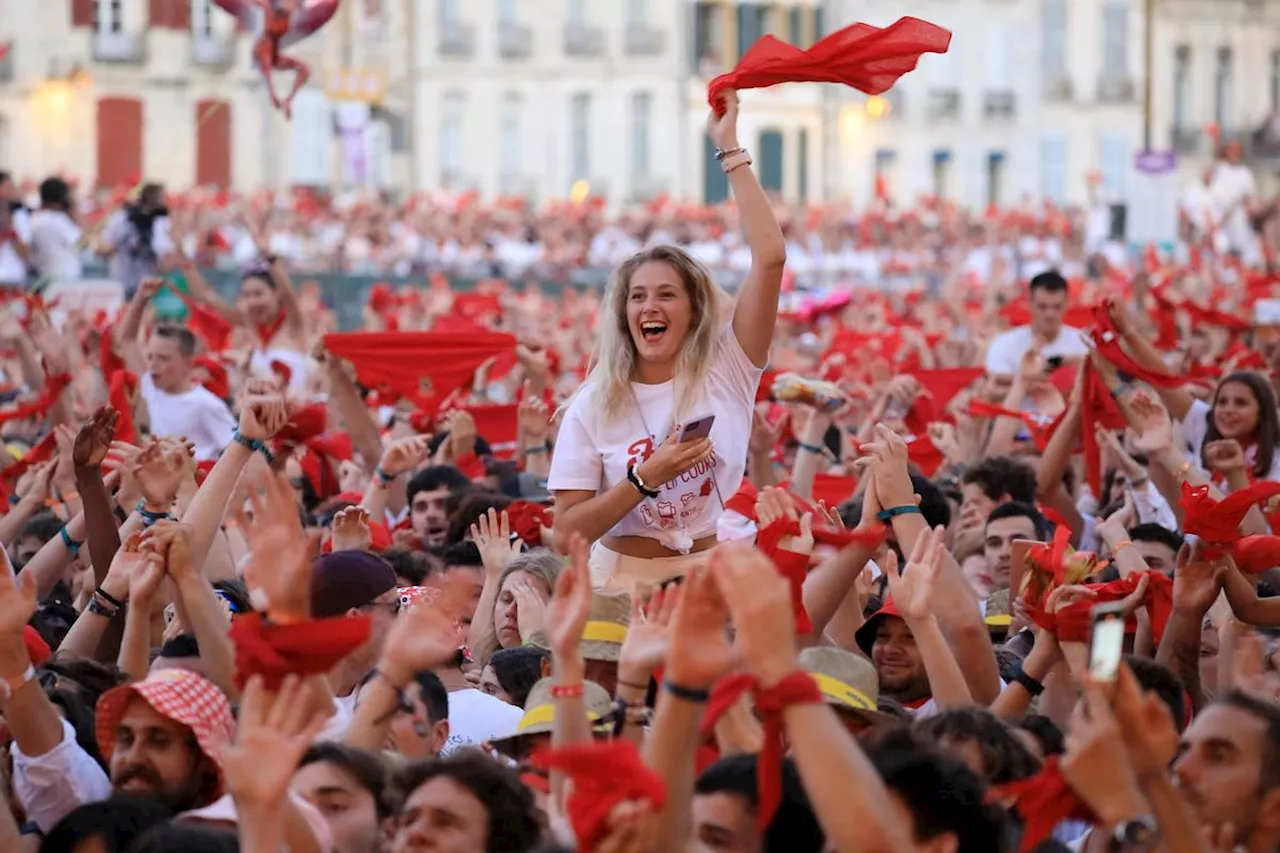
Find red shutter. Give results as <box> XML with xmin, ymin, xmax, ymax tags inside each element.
<box><xmin>71</xmin><ymin>0</ymin><xmax>94</xmax><ymax>27</ymax></box>
<box><xmin>96</xmin><ymin>98</ymin><xmax>144</xmax><ymax>189</ymax></box>
<box><xmin>195</xmin><ymin>99</ymin><xmax>232</xmax><ymax>188</ymax></box>
<box><xmin>174</xmin><ymin>0</ymin><xmax>191</xmax><ymax>30</ymax></box>
<box><xmin>148</xmin><ymin>0</ymin><xmax>190</xmax><ymax>29</ymax></box>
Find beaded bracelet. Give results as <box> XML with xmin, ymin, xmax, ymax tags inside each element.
<box><xmin>58</xmin><ymin>527</ymin><xmax>82</xmax><ymax>556</ymax></box>
<box><xmin>232</xmin><ymin>430</ymin><xmax>275</xmax><ymax>465</ymax></box>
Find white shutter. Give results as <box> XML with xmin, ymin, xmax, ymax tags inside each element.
<box><xmin>984</xmin><ymin>23</ymin><xmax>1013</xmax><ymax>88</ymax></box>
<box><xmin>290</xmin><ymin>89</ymin><xmax>333</xmax><ymax>186</ymax></box>
<box><xmin>1040</xmin><ymin>132</ymin><xmax>1068</xmax><ymax>203</ymax></box>
<box><xmin>1100</xmin><ymin>132</ymin><xmax>1131</xmax><ymax>200</ymax></box>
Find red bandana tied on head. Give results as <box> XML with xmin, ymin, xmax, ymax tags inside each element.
<box><xmin>529</xmin><ymin>742</ymin><xmax>666</xmax><ymax>853</ymax></box>
<box><xmin>696</xmin><ymin>672</ymin><xmax>822</xmax><ymax>831</ymax></box>
<box><xmin>228</xmin><ymin>613</ymin><xmax>372</xmax><ymax>691</ymax></box>
<box><xmin>994</xmin><ymin>757</ymin><xmax>1097</xmax><ymax>853</ymax></box>
<box><xmin>707</xmin><ymin>17</ymin><xmax>951</xmax><ymax>112</ymax></box>
<box><xmin>1179</xmin><ymin>480</ymin><xmax>1280</xmax><ymax>558</ymax></box>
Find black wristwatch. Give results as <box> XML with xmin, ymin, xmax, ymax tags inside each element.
<box><xmin>626</xmin><ymin>462</ymin><xmax>660</xmax><ymax>498</ymax></box>
<box><xmin>1110</xmin><ymin>815</ymin><xmax>1158</xmax><ymax>851</ymax></box>
<box><xmin>1012</xmin><ymin>662</ymin><xmax>1045</xmax><ymax>697</ymax></box>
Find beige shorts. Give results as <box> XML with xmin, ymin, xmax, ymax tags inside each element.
<box><xmin>588</xmin><ymin>543</ymin><xmax>714</xmax><ymax>594</ymax></box>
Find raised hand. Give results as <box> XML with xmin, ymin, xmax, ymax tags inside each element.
<box><xmin>1204</xmin><ymin>439</ymin><xmax>1247</xmax><ymax>475</ymax></box>
<box><xmin>330</xmin><ymin>506</ymin><xmax>373</xmax><ymax>552</ymax></box>
<box><xmin>235</xmin><ymin>473</ymin><xmax>310</xmax><ymax>623</ymax></box>
<box><xmin>864</xmin><ymin>424</ymin><xmax>915</xmax><ymax>511</ymax></box>
<box><xmin>666</xmin><ymin>563</ymin><xmax>736</xmax><ymax>691</ymax></box>
<box><xmin>470</xmin><ymin>508</ymin><xmax>520</xmax><ymax>578</ymax></box>
<box><xmin>0</xmin><ymin>553</ymin><xmax>36</xmax><ymax>638</ymax></box>
<box><xmin>1173</xmin><ymin>540</ymin><xmax>1225</xmax><ymax>617</ymax></box>
<box><xmin>238</xmin><ymin>394</ymin><xmax>289</xmax><ymax>442</ymax></box>
<box><xmin>140</xmin><ymin>520</ymin><xmax>198</xmax><ymax>583</ymax></box>
<box><xmin>706</xmin><ymin>88</ymin><xmax>740</xmax><ymax>149</ymax></box>
<box><xmin>378</xmin><ymin>574</ymin><xmax>470</xmax><ymax>686</ymax></box>
<box><xmin>102</xmin><ymin>532</ymin><xmax>150</xmax><ymax>601</ymax></box>
<box><xmin>73</xmin><ymin>406</ymin><xmax>120</xmax><ymax>469</ymax></box>
<box><xmin>221</xmin><ymin>675</ymin><xmax>330</xmax><ymax>811</ymax></box>
<box><xmin>927</xmin><ymin>422</ymin><xmax>961</xmax><ymax>463</ymax></box>
<box><xmin>710</xmin><ymin>543</ymin><xmax>797</xmax><ymax>688</ymax></box>
<box><xmin>748</xmin><ymin>406</ymin><xmax>788</xmax><ymax>458</ymax></box>
<box><xmin>1128</xmin><ymin>392</ymin><xmax>1175</xmax><ymax>454</ymax></box>
<box><xmin>442</xmin><ymin>409</ymin><xmax>477</xmax><ymax>460</ymax></box>
<box><xmin>517</xmin><ymin>393</ymin><xmax>551</xmax><ymax>444</ymax></box>
<box><xmin>1060</xmin><ymin>679</ymin><xmax>1148</xmax><ymax>829</ymax></box>
<box><xmin>546</xmin><ymin>534</ymin><xmax>592</xmax><ymax>659</ymax></box>
<box><xmin>512</xmin><ymin>577</ymin><xmax>549</xmax><ymax>644</ymax></box>
<box><xmin>377</xmin><ymin>434</ymin><xmax>432</xmax><ymax>479</ymax></box>
<box><xmin>131</xmin><ymin>439</ymin><xmax>187</xmax><ymax>510</ymax></box>
<box><xmin>618</xmin><ymin>584</ymin><xmax>680</xmax><ymax>680</ymax></box>
<box><xmin>884</xmin><ymin>524</ymin><xmax>945</xmax><ymax>624</ymax></box>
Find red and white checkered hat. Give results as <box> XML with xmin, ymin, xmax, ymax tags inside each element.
<box><xmin>96</xmin><ymin>669</ymin><xmax>235</xmax><ymax>800</ymax></box>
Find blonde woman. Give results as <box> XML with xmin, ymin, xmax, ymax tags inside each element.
<box><xmin>549</xmin><ymin>91</ymin><xmax>786</xmax><ymax>592</ymax></box>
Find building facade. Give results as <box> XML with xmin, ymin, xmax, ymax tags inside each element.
<box><xmin>0</xmin><ymin>0</ymin><xmax>1276</xmax><ymax>207</ymax></box>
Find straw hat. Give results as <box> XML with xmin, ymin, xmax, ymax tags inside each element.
<box><xmin>581</xmin><ymin>592</ymin><xmax>631</xmax><ymax>663</ymax></box>
<box><xmin>984</xmin><ymin>588</ymin><xmax>1013</xmax><ymax>632</ymax></box>
<box><xmin>490</xmin><ymin>677</ymin><xmax>614</xmax><ymax>758</ymax></box>
<box><xmin>798</xmin><ymin>646</ymin><xmax>894</xmax><ymax>727</ymax></box>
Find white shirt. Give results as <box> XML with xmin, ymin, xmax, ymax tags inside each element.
<box><xmin>983</xmin><ymin>325</ymin><xmax>1088</xmax><ymax>376</ymax></box>
<box><xmin>1180</xmin><ymin>398</ymin><xmax>1280</xmax><ymax>485</ymax></box>
<box><xmin>139</xmin><ymin>373</ymin><xmax>237</xmax><ymax>460</ymax></box>
<box><xmin>0</xmin><ymin>207</ymin><xmax>30</xmax><ymax>284</ymax></box>
<box><xmin>10</xmin><ymin>718</ymin><xmax>113</xmax><ymax>832</ymax></box>
<box><xmin>549</xmin><ymin>325</ymin><xmax>763</xmax><ymax>553</ymax></box>
<box><xmin>28</xmin><ymin>210</ymin><xmax>82</xmax><ymax>281</ymax></box>
<box><xmin>443</xmin><ymin>689</ymin><xmax>523</xmax><ymax>755</ymax></box>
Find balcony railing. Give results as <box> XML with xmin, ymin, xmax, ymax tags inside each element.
<box><xmin>565</xmin><ymin>24</ymin><xmax>604</xmax><ymax>57</ymax></box>
<box><xmin>497</xmin><ymin>22</ymin><xmax>532</xmax><ymax>59</ymax></box>
<box><xmin>1097</xmin><ymin>76</ymin><xmax>1136</xmax><ymax>103</ymax></box>
<box><xmin>1171</xmin><ymin>125</ymin><xmax>1201</xmax><ymax>155</ymax></box>
<box><xmin>1043</xmin><ymin>76</ymin><xmax>1073</xmax><ymax>101</ymax></box>
<box><xmin>93</xmin><ymin>30</ymin><xmax>147</xmax><ymax>63</ymax></box>
<box><xmin>438</xmin><ymin>22</ymin><xmax>476</xmax><ymax>58</ymax></box>
<box><xmin>191</xmin><ymin>35</ymin><xmax>234</xmax><ymax>68</ymax></box>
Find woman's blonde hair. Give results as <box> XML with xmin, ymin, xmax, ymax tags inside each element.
<box><xmin>578</xmin><ymin>245</ymin><xmax>728</xmax><ymax>423</ymax></box>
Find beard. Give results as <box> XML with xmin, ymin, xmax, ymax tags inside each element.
<box><xmin>114</xmin><ymin>763</ymin><xmax>207</xmax><ymax>813</ymax></box>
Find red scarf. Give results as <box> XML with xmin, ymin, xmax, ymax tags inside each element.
<box><xmin>529</xmin><ymin>742</ymin><xmax>666</xmax><ymax>853</ymax></box>
<box><xmin>696</xmin><ymin>672</ymin><xmax>822</xmax><ymax>830</ymax></box>
<box><xmin>506</xmin><ymin>500</ymin><xmax>552</xmax><ymax>548</ymax></box>
<box><xmin>708</xmin><ymin>17</ymin><xmax>951</xmax><ymax>111</ymax></box>
<box><xmin>1051</xmin><ymin>570</ymin><xmax>1174</xmax><ymax>646</ymax></box>
<box><xmin>176</xmin><ymin>292</ymin><xmax>234</xmax><ymax>353</ymax></box>
<box><xmin>108</xmin><ymin>371</ymin><xmax>138</xmax><ymax>445</ymax></box>
<box><xmin>967</xmin><ymin>399</ymin><xmax>1055</xmax><ymax>450</ymax></box>
<box><xmin>228</xmin><ymin>613</ymin><xmax>372</xmax><ymax>691</ymax></box>
<box><xmin>1178</xmin><ymin>480</ymin><xmax>1280</xmax><ymax>558</ymax></box>
<box><xmin>994</xmin><ymin>757</ymin><xmax>1097</xmax><ymax>853</ymax></box>
<box><xmin>0</xmin><ymin>373</ymin><xmax>71</xmax><ymax>427</ymax></box>
<box><xmin>256</xmin><ymin>311</ymin><xmax>287</xmax><ymax>349</ymax></box>
<box><xmin>1021</xmin><ymin>527</ymin><xmax>1109</xmax><ymax>630</ymax></box>
<box><xmin>1090</xmin><ymin>304</ymin><xmax>1188</xmax><ymax>388</ymax></box>
<box><xmin>275</xmin><ymin>404</ymin><xmax>353</xmax><ymax>499</ymax></box>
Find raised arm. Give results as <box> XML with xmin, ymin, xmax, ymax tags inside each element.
<box><xmin>711</xmin><ymin>92</ymin><xmax>787</xmax><ymax>367</ymax></box>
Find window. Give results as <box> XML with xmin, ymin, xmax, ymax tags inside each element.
<box><xmin>984</xmin><ymin>22</ymin><xmax>1013</xmax><ymax>88</ymax></box>
<box><xmin>498</xmin><ymin>0</ymin><xmax>516</xmax><ymax>25</ymax></box>
<box><xmin>500</xmin><ymin>93</ymin><xmax>522</xmax><ymax>183</ymax></box>
<box><xmin>788</xmin><ymin>7</ymin><xmax>803</xmax><ymax>45</ymax></box>
<box><xmin>1101</xmin><ymin>2</ymin><xmax>1128</xmax><ymax>78</ymax></box>
<box><xmin>1100</xmin><ymin>132</ymin><xmax>1130</xmax><ymax>199</ymax></box>
<box><xmin>874</xmin><ymin>149</ymin><xmax>896</xmax><ymax>201</ymax></box>
<box><xmin>703</xmin><ymin>134</ymin><xmax>729</xmax><ymax>203</ymax></box>
<box><xmin>1040</xmin><ymin>133</ymin><xmax>1068</xmax><ymax>204</ymax></box>
<box><xmin>439</xmin><ymin>0</ymin><xmax>460</xmax><ymax>28</ymax></box>
<box><xmin>1173</xmin><ymin>45</ymin><xmax>1190</xmax><ymax>128</ymax></box>
<box><xmin>566</xmin><ymin>0</ymin><xmax>585</xmax><ymax>27</ymax></box>
<box><xmin>797</xmin><ymin>128</ymin><xmax>809</xmax><ymax>202</ymax></box>
<box><xmin>192</xmin><ymin>0</ymin><xmax>215</xmax><ymax>37</ymax></box>
<box><xmin>630</xmin><ymin>92</ymin><xmax>651</xmax><ymax>178</ymax></box>
<box><xmin>1041</xmin><ymin>0</ymin><xmax>1067</xmax><ymax>81</ymax></box>
<box><xmin>1272</xmin><ymin>50</ymin><xmax>1280</xmax><ymax>113</ymax></box>
<box><xmin>932</xmin><ymin>150</ymin><xmax>952</xmax><ymax>199</ymax></box>
<box><xmin>94</xmin><ymin>0</ymin><xmax>124</xmax><ymax>33</ymax></box>
<box><xmin>440</xmin><ymin>92</ymin><xmax>464</xmax><ymax>184</ymax></box>
<box><xmin>986</xmin><ymin>151</ymin><xmax>1006</xmax><ymax>207</ymax></box>
<box><xmin>737</xmin><ymin>4</ymin><xmax>767</xmax><ymax>63</ymax></box>
<box><xmin>759</xmin><ymin>129</ymin><xmax>784</xmax><ymax>192</ymax></box>
<box><xmin>1215</xmin><ymin>47</ymin><xmax>1232</xmax><ymax>130</ymax></box>
<box><xmin>814</xmin><ymin>6</ymin><xmax>825</xmax><ymax>40</ymax></box>
<box><xmin>570</xmin><ymin>92</ymin><xmax>591</xmax><ymax>182</ymax></box>
<box><xmin>626</xmin><ymin>0</ymin><xmax>645</xmax><ymax>27</ymax></box>
<box><xmin>693</xmin><ymin>2</ymin><xmax>722</xmax><ymax>72</ymax></box>
<box><xmin>290</xmin><ymin>90</ymin><xmax>332</xmax><ymax>186</ymax></box>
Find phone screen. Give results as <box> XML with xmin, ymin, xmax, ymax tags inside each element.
<box><xmin>1045</xmin><ymin>355</ymin><xmax>1064</xmax><ymax>371</ymax></box>
<box><xmin>1089</xmin><ymin>610</ymin><xmax>1126</xmax><ymax>682</ymax></box>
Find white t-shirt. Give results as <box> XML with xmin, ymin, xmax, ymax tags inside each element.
<box><xmin>1179</xmin><ymin>397</ymin><xmax>1280</xmax><ymax>485</ymax></box>
<box><xmin>249</xmin><ymin>347</ymin><xmax>310</xmax><ymax>392</ymax></box>
<box><xmin>548</xmin><ymin>325</ymin><xmax>764</xmax><ymax>553</ymax></box>
<box><xmin>443</xmin><ymin>688</ymin><xmax>523</xmax><ymax>754</ymax></box>
<box><xmin>28</xmin><ymin>210</ymin><xmax>82</xmax><ymax>281</ymax></box>
<box><xmin>139</xmin><ymin>373</ymin><xmax>237</xmax><ymax>460</ymax></box>
<box><xmin>983</xmin><ymin>325</ymin><xmax>1088</xmax><ymax>376</ymax></box>
<box><xmin>0</xmin><ymin>208</ymin><xmax>29</xmax><ymax>285</ymax></box>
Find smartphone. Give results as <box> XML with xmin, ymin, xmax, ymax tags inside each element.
<box><xmin>1088</xmin><ymin>601</ymin><xmax>1127</xmax><ymax>682</ymax></box>
<box><xmin>1045</xmin><ymin>355</ymin><xmax>1065</xmax><ymax>371</ymax></box>
<box><xmin>677</xmin><ymin>413</ymin><xmax>715</xmax><ymax>442</ymax></box>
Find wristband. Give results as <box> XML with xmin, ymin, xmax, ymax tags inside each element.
<box><xmin>663</xmin><ymin>679</ymin><xmax>710</xmax><ymax>703</ymax></box>
<box><xmin>798</xmin><ymin>442</ymin><xmax>825</xmax><ymax>455</ymax></box>
<box><xmin>232</xmin><ymin>430</ymin><xmax>275</xmax><ymax>465</ymax></box>
<box><xmin>1111</xmin><ymin>539</ymin><xmax>1135</xmax><ymax>553</ymax></box>
<box><xmin>59</xmin><ymin>527</ymin><xmax>82</xmax><ymax>555</ymax></box>
<box><xmin>374</xmin><ymin>466</ymin><xmax>394</xmax><ymax>486</ymax></box>
<box><xmin>1012</xmin><ymin>662</ymin><xmax>1045</xmax><ymax>697</ymax></box>
<box><xmin>876</xmin><ymin>505</ymin><xmax>922</xmax><ymax>523</ymax></box>
<box><xmin>7</xmin><ymin>495</ymin><xmax>18</xmax><ymax>506</ymax></box>
<box><xmin>627</xmin><ymin>462</ymin><xmax>660</xmax><ymax>499</ymax></box>
<box><xmin>551</xmin><ymin>683</ymin><xmax>585</xmax><ymax>699</ymax></box>
<box><xmin>95</xmin><ymin>586</ymin><xmax>126</xmax><ymax>609</ymax></box>
<box><xmin>522</xmin><ymin>444</ymin><xmax>549</xmax><ymax>456</ymax></box>
<box><xmin>135</xmin><ymin>500</ymin><xmax>172</xmax><ymax>527</ymax></box>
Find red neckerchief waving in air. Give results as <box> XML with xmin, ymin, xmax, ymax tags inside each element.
<box><xmin>707</xmin><ymin>17</ymin><xmax>951</xmax><ymax>111</ymax></box>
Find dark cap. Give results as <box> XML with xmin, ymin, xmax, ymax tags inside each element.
<box><xmin>309</xmin><ymin>550</ymin><xmax>398</xmax><ymax>619</ymax></box>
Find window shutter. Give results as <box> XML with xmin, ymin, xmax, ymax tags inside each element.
<box><xmin>195</xmin><ymin>99</ymin><xmax>231</xmax><ymax>188</ymax></box>
<box><xmin>97</xmin><ymin>97</ymin><xmax>144</xmax><ymax>188</ymax></box>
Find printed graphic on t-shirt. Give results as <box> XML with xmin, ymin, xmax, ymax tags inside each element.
<box><xmin>627</xmin><ymin>432</ymin><xmax>717</xmax><ymax>531</ymax></box>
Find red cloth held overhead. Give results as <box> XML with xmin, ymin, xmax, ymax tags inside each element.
<box><xmin>323</xmin><ymin>330</ymin><xmax>516</xmax><ymax>419</ymax></box>
<box><xmin>1090</xmin><ymin>304</ymin><xmax>1188</xmax><ymax>389</ymax></box>
<box><xmin>1179</xmin><ymin>480</ymin><xmax>1280</xmax><ymax>558</ymax></box>
<box><xmin>1080</xmin><ymin>363</ymin><xmax>1127</xmax><ymax>496</ymax></box>
<box><xmin>707</xmin><ymin>17</ymin><xmax>951</xmax><ymax>112</ymax></box>
<box><xmin>995</xmin><ymin>757</ymin><xmax>1097</xmax><ymax>853</ymax></box>
<box><xmin>228</xmin><ymin>613</ymin><xmax>372</xmax><ymax>691</ymax></box>
<box><xmin>1053</xmin><ymin>570</ymin><xmax>1174</xmax><ymax>647</ymax></box>
<box><xmin>529</xmin><ymin>742</ymin><xmax>666</xmax><ymax>853</ymax></box>
<box><xmin>108</xmin><ymin>371</ymin><xmax>138</xmax><ymax>445</ymax></box>
<box><xmin>176</xmin><ymin>292</ymin><xmax>234</xmax><ymax>353</ymax></box>
<box><xmin>506</xmin><ymin>500</ymin><xmax>551</xmax><ymax>548</ymax></box>
<box><xmin>0</xmin><ymin>373</ymin><xmax>72</xmax><ymax>428</ymax></box>
<box><xmin>1232</xmin><ymin>534</ymin><xmax>1280</xmax><ymax>574</ymax></box>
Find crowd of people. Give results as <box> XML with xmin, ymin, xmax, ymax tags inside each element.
<box><xmin>1</xmin><ymin>87</ymin><xmax>1280</xmax><ymax>853</ymax></box>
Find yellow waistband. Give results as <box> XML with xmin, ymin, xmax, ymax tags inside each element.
<box><xmin>810</xmin><ymin>672</ymin><xmax>877</xmax><ymax>712</ymax></box>
<box><xmin>582</xmin><ymin>621</ymin><xmax>628</xmax><ymax>644</ymax></box>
